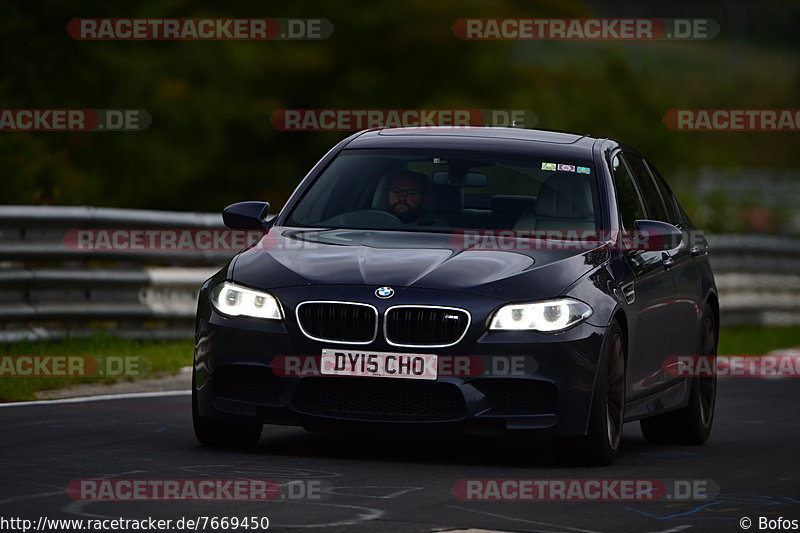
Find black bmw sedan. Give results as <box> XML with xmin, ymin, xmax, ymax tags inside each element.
<box><xmin>193</xmin><ymin>127</ymin><xmax>718</xmax><ymax>465</ymax></box>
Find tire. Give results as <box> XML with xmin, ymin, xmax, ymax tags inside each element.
<box><xmin>640</xmin><ymin>303</ymin><xmax>717</xmax><ymax>445</ymax></box>
<box><xmin>561</xmin><ymin>320</ymin><xmax>626</xmax><ymax>466</ymax></box>
<box><xmin>192</xmin><ymin>370</ymin><xmax>262</xmax><ymax>449</ymax></box>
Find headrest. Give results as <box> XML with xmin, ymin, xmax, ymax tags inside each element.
<box><xmin>535</xmin><ymin>173</ymin><xmax>594</xmax><ymax>219</ymax></box>
<box><xmin>491</xmin><ymin>195</ymin><xmax>537</xmax><ymax>213</ymax></box>
<box><xmin>371</xmin><ymin>173</ymin><xmax>394</xmax><ymax>209</ymax></box>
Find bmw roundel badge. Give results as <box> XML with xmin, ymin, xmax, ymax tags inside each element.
<box><xmin>375</xmin><ymin>286</ymin><xmax>394</xmax><ymax>299</ymax></box>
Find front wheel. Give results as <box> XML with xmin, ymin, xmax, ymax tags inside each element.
<box><xmin>640</xmin><ymin>303</ymin><xmax>717</xmax><ymax>445</ymax></box>
<box><xmin>561</xmin><ymin>320</ymin><xmax>626</xmax><ymax>466</ymax></box>
<box><xmin>192</xmin><ymin>370</ymin><xmax>262</xmax><ymax>449</ymax></box>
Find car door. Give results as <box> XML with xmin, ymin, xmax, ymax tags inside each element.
<box><xmin>611</xmin><ymin>152</ymin><xmax>677</xmax><ymax>398</ymax></box>
<box><xmin>643</xmin><ymin>159</ymin><xmax>705</xmax><ymax>360</ymax></box>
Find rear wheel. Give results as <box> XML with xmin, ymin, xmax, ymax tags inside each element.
<box><xmin>640</xmin><ymin>303</ymin><xmax>717</xmax><ymax>444</ymax></box>
<box><xmin>561</xmin><ymin>320</ymin><xmax>626</xmax><ymax>466</ymax></box>
<box><xmin>192</xmin><ymin>370</ymin><xmax>262</xmax><ymax>449</ymax></box>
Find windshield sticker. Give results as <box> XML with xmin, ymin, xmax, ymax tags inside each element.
<box><xmin>577</xmin><ymin>166</ymin><xmax>591</xmax><ymax>174</ymax></box>
<box><xmin>541</xmin><ymin>162</ymin><xmax>557</xmax><ymax>171</ymax></box>
<box><xmin>557</xmin><ymin>164</ymin><xmax>576</xmax><ymax>172</ymax></box>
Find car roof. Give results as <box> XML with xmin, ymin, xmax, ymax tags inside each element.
<box><xmin>344</xmin><ymin>126</ymin><xmax>602</xmax><ymax>159</ymax></box>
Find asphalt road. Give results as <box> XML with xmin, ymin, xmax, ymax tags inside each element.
<box><xmin>1</xmin><ymin>377</ymin><xmax>798</xmax><ymax>533</ymax></box>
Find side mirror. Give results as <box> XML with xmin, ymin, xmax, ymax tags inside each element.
<box><xmin>633</xmin><ymin>219</ymin><xmax>682</xmax><ymax>251</ymax></box>
<box><xmin>223</xmin><ymin>201</ymin><xmax>270</xmax><ymax>229</ymax></box>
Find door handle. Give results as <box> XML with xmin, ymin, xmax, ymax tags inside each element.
<box><xmin>690</xmin><ymin>245</ymin><xmax>707</xmax><ymax>258</ymax></box>
<box><xmin>662</xmin><ymin>252</ymin><xmax>674</xmax><ymax>271</ymax></box>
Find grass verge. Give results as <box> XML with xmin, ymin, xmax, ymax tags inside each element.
<box><xmin>0</xmin><ymin>334</ymin><xmax>193</xmax><ymax>402</ymax></box>
<box><xmin>717</xmin><ymin>326</ymin><xmax>800</xmax><ymax>356</ymax></box>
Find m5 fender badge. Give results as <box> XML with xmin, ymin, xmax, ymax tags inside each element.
<box><xmin>375</xmin><ymin>287</ymin><xmax>395</xmax><ymax>299</ymax></box>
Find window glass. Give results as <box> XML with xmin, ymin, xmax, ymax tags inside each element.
<box><xmin>647</xmin><ymin>162</ymin><xmax>678</xmax><ymax>223</ymax></box>
<box><xmin>611</xmin><ymin>154</ymin><xmax>645</xmax><ymax>230</ymax></box>
<box><xmin>624</xmin><ymin>153</ymin><xmax>668</xmax><ymax>222</ymax></box>
<box><xmin>286</xmin><ymin>149</ymin><xmax>601</xmax><ymax>232</ymax></box>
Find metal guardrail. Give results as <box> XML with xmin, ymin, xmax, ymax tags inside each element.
<box><xmin>0</xmin><ymin>205</ymin><xmax>234</xmax><ymax>264</ymax></box>
<box><xmin>0</xmin><ymin>206</ymin><xmax>798</xmax><ymax>342</ymax></box>
<box><xmin>0</xmin><ymin>206</ymin><xmax>235</xmax><ymax>342</ymax></box>
<box><xmin>708</xmin><ymin>235</ymin><xmax>800</xmax><ymax>327</ymax></box>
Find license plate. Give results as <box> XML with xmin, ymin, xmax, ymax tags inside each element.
<box><xmin>320</xmin><ymin>349</ymin><xmax>438</xmax><ymax>380</ymax></box>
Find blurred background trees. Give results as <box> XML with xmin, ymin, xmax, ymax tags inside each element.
<box><xmin>1</xmin><ymin>0</ymin><xmax>798</xmax><ymax>234</ymax></box>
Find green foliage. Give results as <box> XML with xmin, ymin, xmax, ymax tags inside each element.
<box><xmin>717</xmin><ymin>326</ymin><xmax>800</xmax><ymax>356</ymax></box>
<box><xmin>0</xmin><ymin>333</ymin><xmax>193</xmax><ymax>401</ymax></box>
<box><xmin>1</xmin><ymin>0</ymin><xmax>798</xmax><ymax>234</ymax></box>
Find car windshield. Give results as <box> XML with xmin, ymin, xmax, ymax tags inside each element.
<box><xmin>286</xmin><ymin>149</ymin><xmax>601</xmax><ymax>233</ymax></box>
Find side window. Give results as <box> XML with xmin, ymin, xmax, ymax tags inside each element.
<box><xmin>623</xmin><ymin>153</ymin><xmax>668</xmax><ymax>222</ymax></box>
<box><xmin>611</xmin><ymin>154</ymin><xmax>645</xmax><ymax>230</ymax></box>
<box><xmin>647</xmin><ymin>162</ymin><xmax>678</xmax><ymax>224</ymax></box>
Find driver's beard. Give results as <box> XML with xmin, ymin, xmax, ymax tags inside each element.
<box><xmin>390</xmin><ymin>202</ymin><xmax>420</xmax><ymax>223</ymax></box>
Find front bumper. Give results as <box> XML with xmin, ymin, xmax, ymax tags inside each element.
<box><xmin>194</xmin><ymin>284</ymin><xmax>606</xmax><ymax>436</ymax></box>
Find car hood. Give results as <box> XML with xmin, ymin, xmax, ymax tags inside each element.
<box><xmin>230</xmin><ymin>227</ymin><xmax>608</xmax><ymax>300</ymax></box>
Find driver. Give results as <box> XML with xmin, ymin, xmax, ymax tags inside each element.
<box><xmin>386</xmin><ymin>170</ymin><xmax>428</xmax><ymax>225</ymax></box>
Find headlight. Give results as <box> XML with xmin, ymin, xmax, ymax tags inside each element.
<box><xmin>210</xmin><ymin>281</ymin><xmax>282</xmax><ymax>320</ymax></box>
<box><xmin>489</xmin><ymin>298</ymin><xmax>592</xmax><ymax>332</ymax></box>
